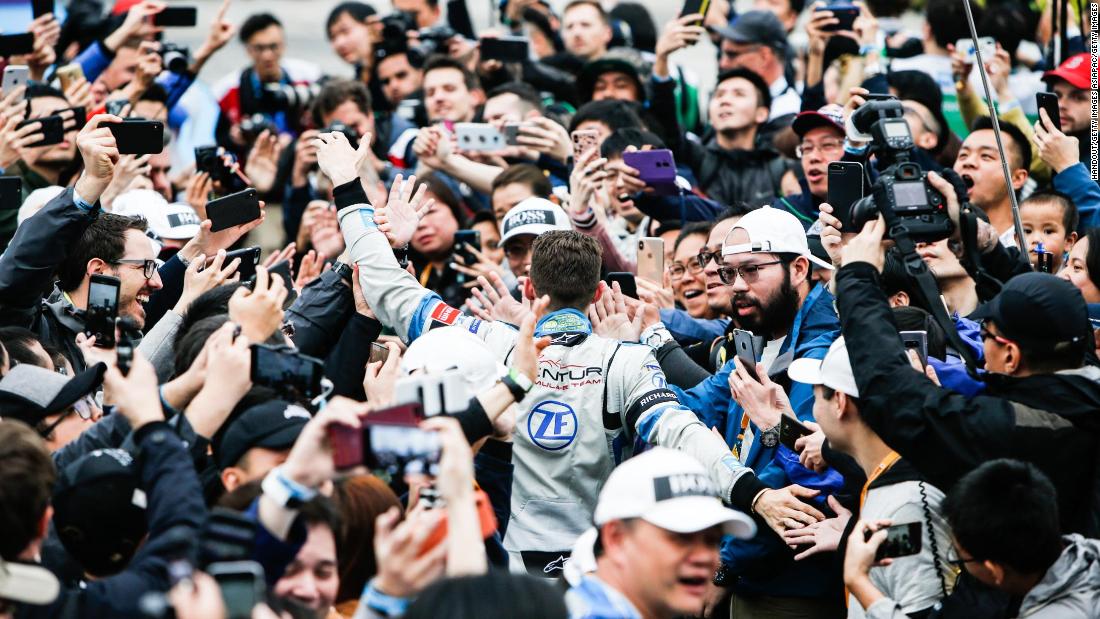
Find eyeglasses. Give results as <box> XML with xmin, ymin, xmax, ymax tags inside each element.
<box><xmin>795</xmin><ymin>139</ymin><xmax>844</xmax><ymax>158</ymax></box>
<box><xmin>716</xmin><ymin>260</ymin><xmax>784</xmax><ymax>285</ymax></box>
<box><xmin>979</xmin><ymin>322</ymin><xmax>1013</xmax><ymax>346</ymax></box>
<box><xmin>668</xmin><ymin>261</ymin><xmax>700</xmax><ymax>279</ymax></box>
<box><xmin>247</xmin><ymin>42</ymin><xmax>282</xmax><ymax>54</ymax></box>
<box><xmin>695</xmin><ymin>248</ymin><xmax>723</xmax><ymax>270</ymax></box>
<box><xmin>37</xmin><ymin>394</ymin><xmax>96</xmax><ymax>439</ymax></box>
<box><xmin>946</xmin><ymin>548</ymin><xmax>982</xmax><ymax>572</ymax></box>
<box><xmin>503</xmin><ymin>242</ymin><xmax>532</xmax><ymax>259</ymax></box>
<box><xmin>112</xmin><ymin>258</ymin><xmax>160</xmax><ymax>279</ymax></box>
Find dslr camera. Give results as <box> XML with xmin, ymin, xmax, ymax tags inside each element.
<box><xmin>848</xmin><ymin>98</ymin><xmax>954</xmax><ymax>244</ymax></box>
<box><xmin>323</xmin><ymin>120</ymin><xmax>360</xmax><ymax>149</ymax></box>
<box><xmin>377</xmin><ymin>11</ymin><xmax>458</xmax><ymax>68</ymax></box>
<box><xmin>259</xmin><ymin>82</ymin><xmax>320</xmax><ymax>114</ymax></box>
<box><xmin>160</xmin><ymin>43</ymin><xmax>191</xmax><ymax>75</ymax></box>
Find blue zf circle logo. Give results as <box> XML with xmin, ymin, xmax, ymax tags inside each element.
<box><xmin>527</xmin><ymin>400</ymin><xmax>578</xmax><ymax>451</ymax></box>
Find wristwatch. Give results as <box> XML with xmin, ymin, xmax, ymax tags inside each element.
<box><xmin>501</xmin><ymin>368</ymin><xmax>533</xmax><ymax>402</ymax></box>
<box><xmin>331</xmin><ymin>261</ymin><xmax>353</xmax><ymax>285</ymax></box>
<box><xmin>758</xmin><ymin>424</ymin><xmax>780</xmax><ymax>449</ymax></box>
<box><xmin>261</xmin><ymin>464</ymin><xmax>318</xmax><ymax>509</ymax></box>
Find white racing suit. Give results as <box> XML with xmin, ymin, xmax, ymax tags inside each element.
<box><xmin>335</xmin><ymin>184</ymin><xmax>768</xmax><ymax>576</ymax></box>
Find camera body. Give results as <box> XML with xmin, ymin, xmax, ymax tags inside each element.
<box><xmin>238</xmin><ymin>113</ymin><xmax>278</xmax><ymax>144</ymax></box>
<box><xmin>847</xmin><ymin>99</ymin><xmax>954</xmax><ymax>244</ymax></box>
<box><xmin>160</xmin><ymin>43</ymin><xmax>191</xmax><ymax>75</ymax></box>
<box><xmin>323</xmin><ymin>120</ymin><xmax>360</xmax><ymax>149</ymax></box>
<box><xmin>260</xmin><ymin>82</ymin><xmax>319</xmax><ymax>114</ymax></box>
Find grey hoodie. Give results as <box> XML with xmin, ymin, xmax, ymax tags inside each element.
<box><xmin>1017</xmin><ymin>534</ymin><xmax>1100</xmax><ymax>618</ymax></box>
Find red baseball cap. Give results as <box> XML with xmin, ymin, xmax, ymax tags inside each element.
<box><xmin>1042</xmin><ymin>53</ymin><xmax>1094</xmax><ymax>90</ymax></box>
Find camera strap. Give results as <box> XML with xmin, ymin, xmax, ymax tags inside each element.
<box><xmin>956</xmin><ymin>206</ymin><xmax>1004</xmax><ymax>301</ymax></box>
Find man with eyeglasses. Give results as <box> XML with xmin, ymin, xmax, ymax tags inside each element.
<box><xmin>0</xmin><ymin>361</ymin><xmax>106</xmax><ymax>453</ymax></box>
<box><xmin>644</xmin><ymin>206</ymin><xmax>843</xmax><ymax>616</ymax></box>
<box><xmin>836</xmin><ymin>210</ymin><xmax>1100</xmax><ymax>610</ymax></box>
<box><xmin>497</xmin><ymin>198</ymin><xmax>573</xmax><ymax>283</ymax></box>
<box><xmin>773</xmin><ymin>104</ymin><xmax>850</xmax><ymax>229</ymax></box>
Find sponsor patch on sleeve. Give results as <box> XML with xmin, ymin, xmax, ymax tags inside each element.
<box><xmin>624</xmin><ymin>388</ymin><xmax>679</xmax><ymax>430</ymax></box>
<box><xmin>429</xmin><ymin>303</ymin><xmax>461</xmax><ymax>325</ymax></box>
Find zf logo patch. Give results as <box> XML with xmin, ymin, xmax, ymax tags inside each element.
<box><xmin>527</xmin><ymin>400</ymin><xmax>578</xmax><ymax>451</ymax></box>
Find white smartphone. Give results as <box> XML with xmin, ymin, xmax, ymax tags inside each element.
<box><xmin>2</xmin><ymin>65</ymin><xmax>30</xmax><ymax>96</ymax></box>
<box><xmin>636</xmin><ymin>237</ymin><xmax>665</xmax><ymax>283</ymax></box>
<box><xmin>955</xmin><ymin>37</ymin><xmax>996</xmax><ymax>61</ymax></box>
<box><xmin>454</xmin><ymin>123</ymin><xmax>506</xmax><ymax>152</ymax></box>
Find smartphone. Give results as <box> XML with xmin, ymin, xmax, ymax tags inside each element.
<box><xmin>0</xmin><ymin>177</ymin><xmax>21</xmax><ymax>211</ymax></box>
<box><xmin>153</xmin><ymin>6</ymin><xmax>198</xmax><ymax>27</ymax></box>
<box><xmin>869</xmin><ymin>522</ymin><xmax>923</xmax><ymax>561</ymax></box>
<box><xmin>367</xmin><ymin>425</ymin><xmax>441</xmax><ymax>471</ymax></box>
<box><xmin>478</xmin><ymin>36</ymin><xmax>529</xmax><ymax>62</ymax></box>
<box><xmin>108</xmin><ymin>119</ymin><xmax>164</xmax><ymax>155</ymax></box>
<box><xmin>207</xmin><ymin>561</ymin><xmax>266</xmax><ymax>619</ymax></box>
<box><xmin>622</xmin><ymin>149</ymin><xmax>677</xmax><ymax>186</ymax></box>
<box><xmin>18</xmin><ymin>115</ymin><xmax>64</xmax><ymax>148</ymax></box>
<box><xmin>61</xmin><ymin>106</ymin><xmax>87</xmax><ymax>132</ymax></box>
<box><xmin>85</xmin><ymin>274</ymin><xmax>121</xmax><ymax>349</ymax></box>
<box><xmin>636</xmin><ymin>237</ymin><xmax>665</xmax><ymax>283</ymax></box>
<box><xmin>2</xmin><ymin>65</ymin><xmax>29</xmax><ymax>96</ymax></box>
<box><xmin>56</xmin><ymin>64</ymin><xmax>85</xmax><ymax>92</ymax></box>
<box><xmin>827</xmin><ymin>161</ymin><xmax>864</xmax><ymax>232</ymax></box>
<box><xmin>265</xmin><ymin>260</ymin><xmax>294</xmax><ymax>296</ymax></box>
<box><xmin>454</xmin><ymin>123</ymin><xmax>506</xmax><ymax>152</ymax></box>
<box><xmin>454</xmin><ymin>229</ymin><xmax>481</xmax><ymax>266</ymax></box>
<box><xmin>571</xmin><ymin>129</ymin><xmax>600</xmax><ymax>161</ymax></box>
<box><xmin>733</xmin><ymin>328</ymin><xmax>761</xmax><ymax>380</ymax></box>
<box><xmin>32</xmin><ymin>0</ymin><xmax>53</xmax><ymax>17</ymax></box>
<box><xmin>1036</xmin><ymin>92</ymin><xmax>1061</xmax><ymax>131</ymax></box>
<box><xmin>606</xmin><ymin>272</ymin><xmax>638</xmax><ymax>299</ymax></box>
<box><xmin>249</xmin><ymin>344</ymin><xmax>325</xmax><ymax>399</ymax></box>
<box><xmin>899</xmin><ymin>330</ymin><xmax>928</xmax><ymax>367</ymax></box>
<box><xmin>778</xmin><ymin>414</ymin><xmax>814</xmax><ymax>450</ymax></box>
<box><xmin>680</xmin><ymin>0</ymin><xmax>712</xmax><ymax>26</ymax></box>
<box><xmin>956</xmin><ymin>37</ymin><xmax>996</xmax><ymax>61</ymax></box>
<box><xmin>503</xmin><ymin>122</ymin><xmax>524</xmax><ymax>146</ymax></box>
<box><xmin>369</xmin><ymin>342</ymin><xmax>390</xmax><ymax>364</ymax></box>
<box><xmin>0</xmin><ymin>34</ymin><xmax>35</xmax><ymax>57</ymax></box>
<box><xmin>221</xmin><ymin>246</ymin><xmax>261</xmax><ymax>281</ymax></box>
<box><xmin>206</xmin><ymin>188</ymin><xmax>261</xmax><ymax>232</ymax></box>
<box><xmin>817</xmin><ymin>3</ymin><xmax>859</xmax><ymax>31</ymax></box>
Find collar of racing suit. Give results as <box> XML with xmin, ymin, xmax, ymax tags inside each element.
<box><xmin>535</xmin><ymin>308</ymin><xmax>592</xmax><ymax>337</ymax></box>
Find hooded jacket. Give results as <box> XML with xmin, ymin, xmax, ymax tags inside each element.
<box><xmin>1016</xmin><ymin>534</ymin><xmax>1100</xmax><ymax>618</ymax></box>
<box><xmin>836</xmin><ymin>261</ymin><xmax>1100</xmax><ymax>536</ymax></box>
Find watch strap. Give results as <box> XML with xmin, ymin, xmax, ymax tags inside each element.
<box><xmin>261</xmin><ymin>464</ymin><xmax>318</xmax><ymax>508</ymax></box>
<box><xmin>502</xmin><ymin>368</ymin><xmax>532</xmax><ymax>402</ymax></box>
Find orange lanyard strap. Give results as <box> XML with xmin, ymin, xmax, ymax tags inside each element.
<box><xmin>859</xmin><ymin>451</ymin><xmax>901</xmax><ymax>511</ymax></box>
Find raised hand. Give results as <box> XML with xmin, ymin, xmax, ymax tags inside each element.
<box><xmin>512</xmin><ymin>295</ymin><xmax>552</xmax><ymax>383</ymax></box>
<box><xmin>283</xmin><ymin>396</ymin><xmax>371</xmax><ymax>488</ymax></box>
<box><xmin>74</xmin><ymin>114</ymin><xmax>125</xmax><ymax>203</ymax></box>
<box><xmin>470</xmin><ymin>272</ymin><xmax>532</xmax><ymax>325</ymax></box>
<box><xmin>244</xmin><ymin>130</ymin><xmax>285</xmax><ymax>193</ymax></box>
<box><xmin>175</xmin><ymin>249</ymin><xmax>241</xmax><ymax>314</ymax></box>
<box><xmin>654</xmin><ymin>13</ymin><xmax>706</xmax><ymax>77</ymax></box>
<box><xmin>185</xmin><ymin>172</ymin><xmax>213</xmax><ymax>219</ymax></box>
<box><xmin>375</xmin><ymin>174</ymin><xmax>434</xmax><ymax>248</ymax></box>
<box><xmin>228</xmin><ymin>266</ymin><xmax>288</xmax><ymax>342</ymax></box>
<box><xmin>313</xmin><ymin>130</ymin><xmax>367</xmax><ymax>186</ymax></box>
<box><xmin>104</xmin><ymin>0</ymin><xmax>166</xmax><ymax>52</ymax></box>
<box><xmin>451</xmin><ymin>243</ymin><xmax>506</xmax><ymax>289</ymax></box>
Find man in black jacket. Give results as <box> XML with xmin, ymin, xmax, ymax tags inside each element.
<box><xmin>2</xmin><ymin>352</ymin><xmax>207</xmax><ymax>619</ymax></box>
<box><xmin>837</xmin><ymin>212</ymin><xmax>1100</xmax><ymax>535</ymax></box>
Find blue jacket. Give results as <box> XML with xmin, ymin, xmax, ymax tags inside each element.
<box><xmin>1053</xmin><ymin>162</ymin><xmax>1100</xmax><ymax>232</ymax></box>
<box><xmin>659</xmin><ymin>308</ymin><xmax>728</xmax><ymax>346</ymax></box>
<box><xmin>670</xmin><ymin>284</ymin><xmax>843</xmax><ymax>598</ymax></box>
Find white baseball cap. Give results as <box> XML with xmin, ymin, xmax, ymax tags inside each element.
<box><xmin>593</xmin><ymin>448</ymin><xmax>756</xmax><ymax>538</ymax></box>
<box><xmin>17</xmin><ymin>186</ymin><xmax>65</xmax><ymax>226</ymax></box>
<box><xmin>113</xmin><ymin>190</ymin><xmax>202</xmax><ymax>240</ymax></box>
<box><xmin>722</xmin><ymin>206</ymin><xmax>833</xmax><ymax>270</ymax></box>
<box><xmin>0</xmin><ymin>557</ymin><xmax>60</xmax><ymax>606</ymax></box>
<box><xmin>787</xmin><ymin>336</ymin><xmax>859</xmax><ymax>397</ymax></box>
<box><xmin>499</xmin><ymin>197</ymin><xmax>572</xmax><ymax>244</ymax></box>
<box><xmin>401</xmin><ymin>325</ymin><xmax>506</xmax><ymax>392</ymax></box>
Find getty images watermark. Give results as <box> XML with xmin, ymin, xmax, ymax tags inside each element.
<box><xmin>1092</xmin><ymin>1</ymin><xmax>1098</xmax><ymax>180</ymax></box>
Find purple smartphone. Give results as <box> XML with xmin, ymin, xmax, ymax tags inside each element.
<box><xmin>623</xmin><ymin>149</ymin><xmax>678</xmax><ymax>195</ymax></box>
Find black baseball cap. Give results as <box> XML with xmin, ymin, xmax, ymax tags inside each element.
<box><xmin>52</xmin><ymin>448</ymin><xmax>147</xmax><ymax>577</ymax></box>
<box><xmin>577</xmin><ymin>55</ymin><xmax>647</xmax><ymax>104</ymax></box>
<box><xmin>0</xmin><ymin>362</ymin><xmax>105</xmax><ymax>426</ymax></box>
<box><xmin>214</xmin><ymin>400</ymin><xmax>310</xmax><ymax>470</ymax></box>
<box><xmin>710</xmin><ymin>11</ymin><xmax>787</xmax><ymax>51</ymax></box>
<box><xmin>970</xmin><ymin>273</ymin><xmax>1090</xmax><ymax>347</ymax></box>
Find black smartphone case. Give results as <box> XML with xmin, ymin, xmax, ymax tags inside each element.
<box><xmin>207</xmin><ymin>189</ymin><xmax>261</xmax><ymax>232</ymax></box>
<box><xmin>109</xmin><ymin>120</ymin><xmax>165</xmax><ymax>155</ymax></box>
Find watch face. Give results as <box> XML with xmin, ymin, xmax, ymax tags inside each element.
<box><xmin>760</xmin><ymin>429</ymin><xmax>779</xmax><ymax>448</ymax></box>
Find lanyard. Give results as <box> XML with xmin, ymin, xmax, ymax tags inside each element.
<box><xmin>859</xmin><ymin>451</ymin><xmax>902</xmax><ymax>511</ymax></box>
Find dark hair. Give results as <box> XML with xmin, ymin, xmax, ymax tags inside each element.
<box><xmin>891</xmin><ymin>306</ymin><xmax>948</xmax><ymax>360</ymax></box>
<box><xmin>1085</xmin><ymin>228</ymin><xmax>1100</xmax><ymax>294</ymax></box>
<box><xmin>675</xmin><ymin>221</ymin><xmax>714</xmax><ymax>252</ymax></box>
<box><xmin>174</xmin><ymin>314</ymin><xmax>230</xmax><ymax>377</ymax></box>
<box><xmin>471</xmin><ymin>210</ymin><xmax>500</xmax><ymax>228</ymax></box>
<box><xmin>969</xmin><ymin>116</ymin><xmax>1032</xmax><ymax>172</ymax></box>
<box><xmin>490</xmin><ymin>164</ymin><xmax>552</xmax><ymax>199</ymax></box>
<box><xmin>331</xmin><ymin>476</ymin><xmax>402</xmax><ymax>603</ymax></box>
<box><xmin>0</xmin><ymin>327</ymin><xmax>49</xmax><ymax>368</ymax></box>
<box><xmin>563</xmin><ymin>0</ymin><xmax>609</xmax><ymax>24</ymax></box>
<box><xmin>413</xmin><ymin>172</ymin><xmax>468</xmax><ymax>229</ymax></box>
<box><xmin>926</xmin><ymin>0</ymin><xmax>984</xmax><ymax>50</ymax></box>
<box><xmin>487</xmin><ymin>82</ymin><xmax>544</xmax><ymax>114</ymax></box>
<box><xmin>866</xmin><ymin>0</ymin><xmax>909</xmax><ymax>17</ymax></box>
<box><xmin>1023</xmin><ymin>191</ymin><xmax>1079</xmax><ymax>234</ymax></box>
<box><xmin>422</xmin><ymin>55</ymin><xmax>481</xmax><ymax>91</ymax></box>
<box><xmin>818</xmin><ymin>385</ymin><xmax>861</xmax><ymax>408</ymax></box>
<box><xmin>311</xmin><ymin>79</ymin><xmax>372</xmax><ymax>127</ymax></box>
<box><xmin>404</xmin><ymin>572</ymin><xmax>568</xmax><ymax>619</ymax></box>
<box><xmin>599</xmin><ymin>128</ymin><xmax>665</xmax><ymax>159</ymax></box>
<box><xmin>879</xmin><ymin>247</ymin><xmax>928</xmax><ymax>311</ymax></box>
<box><xmin>942</xmin><ymin>459</ymin><xmax>1063</xmax><ymax>574</ymax></box>
<box><xmin>652</xmin><ymin>219</ymin><xmax>682</xmax><ymax>238</ymax></box>
<box><xmin>25</xmin><ymin>82</ymin><xmax>67</xmax><ymax>102</ymax></box>
<box><xmin>0</xmin><ymin>421</ymin><xmax>55</xmax><ymax>559</ymax></box>
<box><xmin>56</xmin><ymin>214</ymin><xmax>148</xmax><ymax>293</ymax></box>
<box><xmin>568</xmin><ymin>99</ymin><xmax>644</xmax><ymax>133</ymax></box>
<box><xmin>977</xmin><ymin>2</ymin><xmax>1029</xmax><ymax>64</ymax></box>
<box><xmin>609</xmin><ymin>3</ymin><xmax>657</xmax><ymax>53</ymax></box>
<box><xmin>239</xmin><ymin>12</ymin><xmax>282</xmax><ymax>44</ymax></box>
<box><xmin>138</xmin><ymin>83</ymin><xmax>169</xmax><ymax>105</ymax></box>
<box><xmin>530</xmin><ymin>231</ymin><xmax>603</xmax><ymax>310</ymax></box>
<box><xmin>326</xmin><ymin>1</ymin><xmax>375</xmax><ymax>37</ymax></box>
<box><xmin>298</xmin><ymin>494</ymin><xmax>342</xmax><ymax>539</ymax></box>
<box><xmin>716</xmin><ymin>68</ymin><xmax>773</xmax><ymax>111</ymax></box>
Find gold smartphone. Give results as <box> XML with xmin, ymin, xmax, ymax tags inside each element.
<box><xmin>636</xmin><ymin>237</ymin><xmax>665</xmax><ymax>284</ymax></box>
<box><xmin>56</xmin><ymin>64</ymin><xmax>85</xmax><ymax>92</ymax></box>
